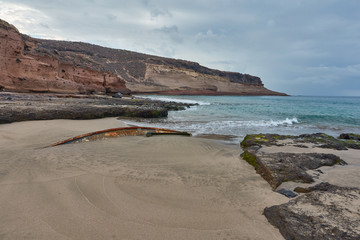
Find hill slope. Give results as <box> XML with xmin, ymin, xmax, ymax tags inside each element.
<box><xmin>0</xmin><ymin>19</ymin><xmax>286</xmax><ymax>96</ymax></box>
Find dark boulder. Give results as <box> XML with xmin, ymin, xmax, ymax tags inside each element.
<box><xmin>264</xmin><ymin>183</ymin><xmax>360</xmax><ymax>240</ymax></box>
<box><xmin>241</xmin><ymin>151</ymin><xmax>346</xmax><ymax>189</ymax></box>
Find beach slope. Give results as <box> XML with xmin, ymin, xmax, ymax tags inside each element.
<box><xmin>0</xmin><ymin>118</ymin><xmax>287</xmax><ymax>240</ymax></box>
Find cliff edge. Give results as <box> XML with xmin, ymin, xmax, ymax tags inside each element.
<box><xmin>0</xmin><ymin>19</ymin><xmax>287</xmax><ymax>96</ymax></box>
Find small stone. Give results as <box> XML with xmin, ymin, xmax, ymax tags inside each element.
<box><xmin>277</xmin><ymin>188</ymin><xmax>298</xmax><ymax>198</ymax></box>
<box><xmin>112</xmin><ymin>92</ymin><xmax>123</xmax><ymax>98</ymax></box>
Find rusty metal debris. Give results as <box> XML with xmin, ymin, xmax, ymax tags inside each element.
<box><xmin>48</xmin><ymin>126</ymin><xmax>191</xmax><ymax>147</ymax></box>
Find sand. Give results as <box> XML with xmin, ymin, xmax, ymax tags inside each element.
<box><xmin>0</xmin><ymin>118</ymin><xmax>288</xmax><ymax>239</ymax></box>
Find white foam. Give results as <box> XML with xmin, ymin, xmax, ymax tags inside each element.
<box><xmin>241</xmin><ymin>117</ymin><xmax>299</xmax><ymax>127</ymax></box>
<box><xmin>135</xmin><ymin>95</ymin><xmax>211</xmax><ymax>105</ymax></box>
<box><xmin>171</xmin><ymin>117</ymin><xmax>300</xmax><ymax>135</ymax></box>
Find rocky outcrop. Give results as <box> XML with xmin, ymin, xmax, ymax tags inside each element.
<box><xmin>240</xmin><ymin>134</ymin><xmax>360</xmax><ymax>239</ymax></box>
<box><xmin>0</xmin><ymin>19</ymin><xmax>128</xmax><ymax>95</ymax></box>
<box><xmin>0</xmin><ymin>92</ymin><xmax>193</xmax><ymax>123</ymax></box>
<box><xmin>264</xmin><ymin>183</ymin><xmax>360</xmax><ymax>240</ymax></box>
<box><xmin>240</xmin><ymin>133</ymin><xmax>356</xmax><ymax>190</ymax></box>
<box><xmin>0</xmin><ymin>19</ymin><xmax>286</xmax><ymax>96</ymax></box>
<box><xmin>241</xmin><ymin>133</ymin><xmax>360</xmax><ymax>151</ymax></box>
<box><xmin>243</xmin><ymin>151</ymin><xmax>345</xmax><ymax>189</ymax></box>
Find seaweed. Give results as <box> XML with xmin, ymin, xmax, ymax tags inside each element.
<box><xmin>240</xmin><ymin>151</ymin><xmax>258</xmax><ymax>169</ymax></box>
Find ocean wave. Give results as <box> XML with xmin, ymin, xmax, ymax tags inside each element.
<box><xmin>241</xmin><ymin>117</ymin><xmax>300</xmax><ymax>127</ymax></box>
<box><xmin>122</xmin><ymin>117</ymin><xmax>301</xmax><ymax>143</ymax></box>
<box><xmin>172</xmin><ymin>117</ymin><xmax>300</xmax><ymax>133</ymax></box>
<box><xmin>191</xmin><ymin>117</ymin><xmax>300</xmax><ymax>129</ymax></box>
<box><xmin>135</xmin><ymin>95</ymin><xmax>211</xmax><ymax>105</ymax></box>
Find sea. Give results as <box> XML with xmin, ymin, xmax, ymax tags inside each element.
<box><xmin>123</xmin><ymin>95</ymin><xmax>360</xmax><ymax>144</ymax></box>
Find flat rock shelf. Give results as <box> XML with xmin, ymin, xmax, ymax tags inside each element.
<box><xmin>0</xmin><ymin>92</ymin><xmax>194</xmax><ymax>124</ymax></box>
<box><xmin>240</xmin><ymin>133</ymin><xmax>360</xmax><ymax>240</ymax></box>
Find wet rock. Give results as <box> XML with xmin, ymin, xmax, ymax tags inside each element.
<box><xmin>339</xmin><ymin>133</ymin><xmax>360</xmax><ymax>141</ymax></box>
<box><xmin>240</xmin><ymin>134</ymin><xmax>294</xmax><ymax>148</ymax></box>
<box><xmin>294</xmin><ymin>182</ymin><xmax>333</xmax><ymax>193</ymax></box>
<box><xmin>241</xmin><ymin>150</ymin><xmax>346</xmax><ymax>189</ymax></box>
<box><xmin>277</xmin><ymin>188</ymin><xmax>298</xmax><ymax>198</ymax></box>
<box><xmin>240</xmin><ymin>134</ymin><xmax>360</xmax><ymax>239</ymax></box>
<box><xmin>240</xmin><ymin>134</ymin><xmax>351</xmax><ymax>189</ymax></box>
<box><xmin>241</xmin><ymin>133</ymin><xmax>360</xmax><ymax>151</ymax></box>
<box><xmin>264</xmin><ymin>183</ymin><xmax>360</xmax><ymax>240</ymax></box>
<box><xmin>0</xmin><ymin>93</ymin><xmax>193</xmax><ymax>123</ymax></box>
<box><xmin>296</xmin><ymin>133</ymin><xmax>360</xmax><ymax>150</ymax></box>
<box><xmin>112</xmin><ymin>92</ymin><xmax>123</xmax><ymax>98</ymax></box>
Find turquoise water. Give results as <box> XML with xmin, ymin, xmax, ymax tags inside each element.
<box><xmin>127</xmin><ymin>95</ymin><xmax>360</xmax><ymax>142</ymax></box>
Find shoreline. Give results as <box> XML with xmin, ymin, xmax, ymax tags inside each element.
<box><xmin>0</xmin><ymin>92</ymin><xmax>194</xmax><ymax>124</ymax></box>
<box><xmin>1</xmin><ymin>93</ymin><xmax>359</xmax><ymax>239</ymax></box>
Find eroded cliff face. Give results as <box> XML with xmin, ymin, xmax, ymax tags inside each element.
<box><xmin>0</xmin><ymin>19</ymin><xmax>286</xmax><ymax>96</ymax></box>
<box><xmin>0</xmin><ymin>19</ymin><xmax>129</xmax><ymax>94</ymax></box>
<box><xmin>130</xmin><ymin>63</ymin><xmax>276</xmax><ymax>95</ymax></box>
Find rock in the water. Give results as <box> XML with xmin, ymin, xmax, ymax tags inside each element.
<box><xmin>264</xmin><ymin>183</ymin><xmax>360</xmax><ymax>240</ymax></box>
<box><xmin>339</xmin><ymin>133</ymin><xmax>360</xmax><ymax>141</ymax></box>
<box><xmin>112</xmin><ymin>92</ymin><xmax>123</xmax><ymax>98</ymax></box>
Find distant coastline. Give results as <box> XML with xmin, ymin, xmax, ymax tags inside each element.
<box><xmin>0</xmin><ymin>18</ymin><xmax>286</xmax><ymax>96</ymax></box>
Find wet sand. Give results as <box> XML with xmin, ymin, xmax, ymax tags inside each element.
<box><xmin>0</xmin><ymin>118</ymin><xmax>287</xmax><ymax>240</ymax></box>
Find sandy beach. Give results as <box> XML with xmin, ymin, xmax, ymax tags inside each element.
<box><xmin>0</xmin><ymin>118</ymin><xmax>288</xmax><ymax>240</ymax></box>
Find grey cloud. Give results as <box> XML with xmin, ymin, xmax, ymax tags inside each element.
<box><xmin>154</xmin><ymin>25</ymin><xmax>182</xmax><ymax>43</ymax></box>
<box><xmin>150</xmin><ymin>8</ymin><xmax>172</xmax><ymax>18</ymax></box>
<box><xmin>106</xmin><ymin>14</ymin><xmax>117</xmax><ymax>22</ymax></box>
<box><xmin>1</xmin><ymin>0</ymin><xmax>360</xmax><ymax>95</ymax></box>
<box><xmin>156</xmin><ymin>25</ymin><xmax>178</xmax><ymax>34</ymax></box>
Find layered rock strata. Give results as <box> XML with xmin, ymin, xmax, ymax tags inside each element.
<box><xmin>0</xmin><ymin>19</ymin><xmax>129</xmax><ymax>95</ymax></box>
<box><xmin>0</xmin><ymin>19</ymin><xmax>286</xmax><ymax>96</ymax></box>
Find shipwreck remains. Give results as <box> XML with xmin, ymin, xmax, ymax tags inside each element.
<box><xmin>49</xmin><ymin>126</ymin><xmax>191</xmax><ymax>147</ymax></box>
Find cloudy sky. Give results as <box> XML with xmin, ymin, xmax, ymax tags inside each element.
<box><xmin>1</xmin><ymin>0</ymin><xmax>359</xmax><ymax>96</ymax></box>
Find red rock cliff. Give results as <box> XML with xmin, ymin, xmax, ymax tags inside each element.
<box><xmin>0</xmin><ymin>19</ymin><xmax>129</xmax><ymax>94</ymax></box>
<box><xmin>0</xmin><ymin>19</ymin><xmax>286</xmax><ymax>96</ymax></box>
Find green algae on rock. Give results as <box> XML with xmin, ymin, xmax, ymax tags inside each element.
<box><xmin>240</xmin><ymin>133</ymin><xmax>350</xmax><ymax>190</ymax></box>
<box><xmin>240</xmin><ymin>151</ymin><xmax>258</xmax><ymax>169</ymax></box>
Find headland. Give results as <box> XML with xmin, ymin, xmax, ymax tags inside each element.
<box><xmin>0</xmin><ymin>19</ymin><xmax>286</xmax><ymax>96</ymax></box>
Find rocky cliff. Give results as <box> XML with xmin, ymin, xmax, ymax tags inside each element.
<box><xmin>0</xmin><ymin>19</ymin><xmax>286</xmax><ymax>96</ymax></box>
<box><xmin>0</xmin><ymin>19</ymin><xmax>129</xmax><ymax>94</ymax></box>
